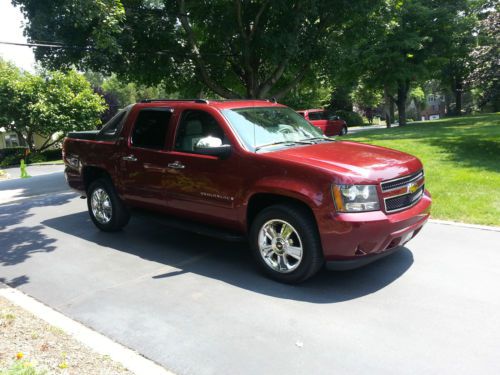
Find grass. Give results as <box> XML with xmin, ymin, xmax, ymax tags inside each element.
<box><xmin>344</xmin><ymin>113</ymin><xmax>500</xmax><ymax>226</ymax></box>
<box><xmin>1</xmin><ymin>361</ymin><xmax>47</xmax><ymax>375</ymax></box>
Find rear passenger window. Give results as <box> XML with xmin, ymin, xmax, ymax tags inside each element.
<box><xmin>308</xmin><ymin>112</ymin><xmax>325</xmax><ymax>120</ymax></box>
<box><xmin>98</xmin><ymin>110</ymin><xmax>126</xmax><ymax>140</ymax></box>
<box><xmin>131</xmin><ymin>108</ymin><xmax>172</xmax><ymax>149</ymax></box>
<box><xmin>174</xmin><ymin>110</ymin><xmax>228</xmax><ymax>153</ymax></box>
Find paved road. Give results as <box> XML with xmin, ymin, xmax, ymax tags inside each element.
<box><xmin>1</xmin><ymin>173</ymin><xmax>499</xmax><ymax>375</ymax></box>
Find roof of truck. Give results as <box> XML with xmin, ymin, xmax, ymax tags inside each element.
<box><xmin>137</xmin><ymin>99</ymin><xmax>285</xmax><ymax>110</ymax></box>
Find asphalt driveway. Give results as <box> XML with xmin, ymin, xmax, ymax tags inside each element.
<box><xmin>1</xmin><ymin>173</ymin><xmax>499</xmax><ymax>375</ymax></box>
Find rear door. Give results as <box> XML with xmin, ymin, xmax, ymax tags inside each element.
<box><xmin>119</xmin><ymin>107</ymin><xmax>174</xmax><ymax>210</ymax></box>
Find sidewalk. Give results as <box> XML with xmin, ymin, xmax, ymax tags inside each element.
<box><xmin>348</xmin><ymin>122</ymin><xmax>399</xmax><ymax>134</ymax></box>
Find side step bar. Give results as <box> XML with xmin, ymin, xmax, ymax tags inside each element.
<box><xmin>132</xmin><ymin>209</ymin><xmax>246</xmax><ymax>242</ymax></box>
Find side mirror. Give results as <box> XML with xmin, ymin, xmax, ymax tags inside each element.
<box><xmin>195</xmin><ymin>136</ymin><xmax>231</xmax><ymax>158</ymax></box>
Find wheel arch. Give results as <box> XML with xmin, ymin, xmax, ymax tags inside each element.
<box><xmin>82</xmin><ymin>166</ymin><xmax>112</xmax><ymax>193</ymax></box>
<box><xmin>246</xmin><ymin>192</ymin><xmax>318</xmax><ymax>231</ymax></box>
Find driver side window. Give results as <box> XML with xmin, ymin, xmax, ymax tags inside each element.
<box><xmin>175</xmin><ymin>110</ymin><xmax>228</xmax><ymax>153</ymax></box>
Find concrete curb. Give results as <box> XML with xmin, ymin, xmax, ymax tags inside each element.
<box><xmin>429</xmin><ymin>219</ymin><xmax>500</xmax><ymax>232</ymax></box>
<box><xmin>0</xmin><ymin>286</ymin><xmax>175</xmax><ymax>375</ymax></box>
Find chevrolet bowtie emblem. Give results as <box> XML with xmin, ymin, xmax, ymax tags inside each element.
<box><xmin>407</xmin><ymin>182</ymin><xmax>419</xmax><ymax>194</ymax></box>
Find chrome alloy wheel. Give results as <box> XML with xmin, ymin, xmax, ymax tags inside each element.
<box><xmin>90</xmin><ymin>188</ymin><xmax>112</xmax><ymax>224</ymax></box>
<box><xmin>258</xmin><ymin>219</ymin><xmax>303</xmax><ymax>273</ymax></box>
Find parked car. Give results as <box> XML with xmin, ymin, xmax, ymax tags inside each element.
<box><xmin>63</xmin><ymin>99</ymin><xmax>431</xmax><ymax>283</ymax></box>
<box><xmin>297</xmin><ymin>109</ymin><xmax>348</xmax><ymax>136</ymax></box>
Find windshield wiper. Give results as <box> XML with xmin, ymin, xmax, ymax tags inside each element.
<box><xmin>301</xmin><ymin>137</ymin><xmax>335</xmax><ymax>143</ymax></box>
<box><xmin>255</xmin><ymin>140</ymin><xmax>312</xmax><ymax>152</ymax></box>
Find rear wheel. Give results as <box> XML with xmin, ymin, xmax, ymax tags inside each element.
<box><xmin>340</xmin><ymin>125</ymin><xmax>348</xmax><ymax>136</ymax></box>
<box><xmin>249</xmin><ymin>204</ymin><xmax>324</xmax><ymax>283</ymax></box>
<box><xmin>87</xmin><ymin>178</ymin><xmax>130</xmax><ymax>232</ymax></box>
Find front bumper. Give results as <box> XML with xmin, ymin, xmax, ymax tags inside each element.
<box><xmin>318</xmin><ymin>189</ymin><xmax>431</xmax><ymax>266</ymax></box>
<box><xmin>326</xmin><ymin>245</ymin><xmax>403</xmax><ymax>270</ymax></box>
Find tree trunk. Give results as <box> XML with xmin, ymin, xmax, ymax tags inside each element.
<box><xmin>415</xmin><ymin>101</ymin><xmax>421</xmax><ymax>121</ymax></box>
<box><xmin>455</xmin><ymin>79</ymin><xmax>463</xmax><ymax>116</ymax></box>
<box><xmin>390</xmin><ymin>99</ymin><xmax>395</xmax><ymax>126</ymax></box>
<box><xmin>445</xmin><ymin>92</ymin><xmax>452</xmax><ymax>115</ymax></box>
<box><xmin>383</xmin><ymin>85</ymin><xmax>392</xmax><ymax>128</ymax></box>
<box><xmin>396</xmin><ymin>80</ymin><xmax>410</xmax><ymax>126</ymax></box>
<box><xmin>26</xmin><ymin>132</ymin><xmax>36</xmax><ymax>153</ymax></box>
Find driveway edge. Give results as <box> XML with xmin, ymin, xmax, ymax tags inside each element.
<box><xmin>0</xmin><ymin>285</ymin><xmax>175</xmax><ymax>375</ymax></box>
<box><xmin>429</xmin><ymin>218</ymin><xmax>500</xmax><ymax>232</ymax></box>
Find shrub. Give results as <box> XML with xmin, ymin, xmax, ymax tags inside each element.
<box><xmin>0</xmin><ymin>148</ymin><xmax>26</xmax><ymax>167</ymax></box>
<box><xmin>334</xmin><ymin>110</ymin><xmax>364</xmax><ymax>127</ymax></box>
<box><xmin>0</xmin><ymin>148</ymin><xmax>62</xmax><ymax>167</ymax></box>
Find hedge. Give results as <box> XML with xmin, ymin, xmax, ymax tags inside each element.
<box><xmin>334</xmin><ymin>110</ymin><xmax>364</xmax><ymax>127</ymax></box>
<box><xmin>0</xmin><ymin>148</ymin><xmax>62</xmax><ymax>167</ymax></box>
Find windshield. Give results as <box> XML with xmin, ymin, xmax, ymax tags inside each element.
<box><xmin>222</xmin><ymin>107</ymin><xmax>325</xmax><ymax>151</ymax></box>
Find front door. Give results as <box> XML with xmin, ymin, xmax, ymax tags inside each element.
<box><xmin>164</xmin><ymin>109</ymin><xmax>242</xmax><ymax>229</ymax></box>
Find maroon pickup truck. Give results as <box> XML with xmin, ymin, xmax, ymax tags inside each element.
<box><xmin>63</xmin><ymin>99</ymin><xmax>431</xmax><ymax>283</ymax></box>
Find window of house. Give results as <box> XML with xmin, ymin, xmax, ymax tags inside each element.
<box><xmin>174</xmin><ymin>110</ymin><xmax>227</xmax><ymax>153</ymax></box>
<box><xmin>4</xmin><ymin>133</ymin><xmax>24</xmax><ymax>148</ymax></box>
<box><xmin>131</xmin><ymin>108</ymin><xmax>172</xmax><ymax>149</ymax></box>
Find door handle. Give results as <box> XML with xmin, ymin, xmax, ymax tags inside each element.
<box><xmin>122</xmin><ymin>154</ymin><xmax>138</xmax><ymax>162</ymax></box>
<box><xmin>167</xmin><ymin>161</ymin><xmax>185</xmax><ymax>169</ymax></box>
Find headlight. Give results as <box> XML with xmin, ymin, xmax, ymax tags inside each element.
<box><xmin>332</xmin><ymin>184</ymin><xmax>380</xmax><ymax>212</ymax></box>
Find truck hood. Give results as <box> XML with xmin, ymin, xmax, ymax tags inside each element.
<box><xmin>267</xmin><ymin>141</ymin><xmax>422</xmax><ymax>183</ymax></box>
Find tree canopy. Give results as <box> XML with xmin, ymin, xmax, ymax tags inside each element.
<box><xmin>13</xmin><ymin>0</ymin><xmax>380</xmax><ymax>99</ymax></box>
<box><xmin>0</xmin><ymin>60</ymin><xmax>106</xmax><ymax>152</ymax></box>
<box><xmin>9</xmin><ymin>0</ymin><xmax>497</xmax><ymax>127</ymax></box>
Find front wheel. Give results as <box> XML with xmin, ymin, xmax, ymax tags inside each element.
<box><xmin>249</xmin><ymin>204</ymin><xmax>324</xmax><ymax>283</ymax></box>
<box><xmin>87</xmin><ymin>178</ymin><xmax>130</xmax><ymax>232</ymax></box>
<box><xmin>340</xmin><ymin>125</ymin><xmax>348</xmax><ymax>136</ymax></box>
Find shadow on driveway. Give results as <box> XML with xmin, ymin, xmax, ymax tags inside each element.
<box><xmin>42</xmin><ymin>211</ymin><xmax>414</xmax><ymax>304</ymax></box>
<box><xmin>0</xmin><ymin>188</ymin><xmax>75</xmax><ymax>287</ymax></box>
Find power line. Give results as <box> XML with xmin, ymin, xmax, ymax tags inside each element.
<box><xmin>0</xmin><ymin>41</ymin><xmax>67</xmax><ymax>48</ymax></box>
<box><xmin>0</xmin><ymin>40</ymin><xmax>238</xmax><ymax>57</ymax></box>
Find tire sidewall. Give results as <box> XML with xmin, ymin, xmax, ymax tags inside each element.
<box><xmin>87</xmin><ymin>178</ymin><xmax>124</xmax><ymax>231</ymax></box>
<box><xmin>249</xmin><ymin>205</ymin><xmax>323</xmax><ymax>283</ymax></box>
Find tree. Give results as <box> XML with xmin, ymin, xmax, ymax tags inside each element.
<box><xmin>467</xmin><ymin>1</ymin><xmax>499</xmax><ymax>111</ymax></box>
<box><xmin>438</xmin><ymin>2</ymin><xmax>480</xmax><ymax>115</ymax></box>
<box><xmin>352</xmin><ymin>0</ymin><xmax>469</xmax><ymax>126</ymax></box>
<box><xmin>0</xmin><ymin>61</ymin><xmax>106</xmax><ymax>152</ymax></box>
<box><xmin>352</xmin><ymin>83</ymin><xmax>383</xmax><ymax>111</ymax></box>
<box><xmin>13</xmin><ymin>0</ymin><xmax>380</xmax><ymax>100</ymax></box>
<box><xmin>408</xmin><ymin>86</ymin><xmax>426</xmax><ymax>120</ymax></box>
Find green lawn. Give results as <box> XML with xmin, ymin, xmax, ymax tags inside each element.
<box><xmin>344</xmin><ymin>113</ymin><xmax>500</xmax><ymax>226</ymax></box>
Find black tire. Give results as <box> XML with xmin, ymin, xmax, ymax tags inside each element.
<box><xmin>340</xmin><ymin>126</ymin><xmax>348</xmax><ymax>136</ymax></box>
<box><xmin>249</xmin><ymin>204</ymin><xmax>324</xmax><ymax>284</ymax></box>
<box><xmin>87</xmin><ymin>178</ymin><xmax>130</xmax><ymax>232</ymax></box>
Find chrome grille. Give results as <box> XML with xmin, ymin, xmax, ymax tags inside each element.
<box><xmin>381</xmin><ymin>170</ymin><xmax>424</xmax><ymax>192</ymax></box>
<box><xmin>385</xmin><ymin>186</ymin><xmax>424</xmax><ymax>213</ymax></box>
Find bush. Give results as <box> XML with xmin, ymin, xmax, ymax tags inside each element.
<box><xmin>0</xmin><ymin>148</ymin><xmax>26</xmax><ymax>167</ymax></box>
<box><xmin>39</xmin><ymin>149</ymin><xmax>62</xmax><ymax>161</ymax></box>
<box><xmin>0</xmin><ymin>148</ymin><xmax>62</xmax><ymax>167</ymax></box>
<box><xmin>334</xmin><ymin>110</ymin><xmax>364</xmax><ymax>127</ymax></box>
